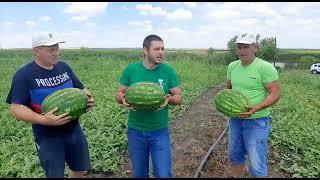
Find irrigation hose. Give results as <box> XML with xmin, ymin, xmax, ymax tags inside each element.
<box><xmin>193</xmin><ymin>123</ymin><xmax>229</xmax><ymax>178</ymax></box>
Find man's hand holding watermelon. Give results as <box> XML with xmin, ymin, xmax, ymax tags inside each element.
<box><xmin>155</xmin><ymin>94</ymin><xmax>170</xmax><ymax>111</ymax></box>
<box><xmin>82</xmin><ymin>88</ymin><xmax>95</xmax><ymax>112</ymax></box>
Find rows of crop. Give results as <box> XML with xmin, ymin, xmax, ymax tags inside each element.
<box><xmin>277</xmin><ymin>49</ymin><xmax>320</xmax><ymax>63</ymax></box>
<box><xmin>270</xmin><ymin>70</ymin><xmax>320</xmax><ymax>177</ymax></box>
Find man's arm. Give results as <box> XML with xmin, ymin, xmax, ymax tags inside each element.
<box><xmin>10</xmin><ymin>104</ymin><xmax>71</xmax><ymax>126</ymax></box>
<box><xmin>239</xmin><ymin>80</ymin><xmax>281</xmax><ymax>119</ymax></box>
<box><xmin>115</xmin><ymin>85</ymin><xmax>131</xmax><ymax>108</ymax></box>
<box><xmin>158</xmin><ymin>87</ymin><xmax>183</xmax><ymax>110</ymax></box>
<box><xmin>168</xmin><ymin>87</ymin><xmax>183</xmax><ymax>105</ymax></box>
<box><xmin>82</xmin><ymin>88</ymin><xmax>95</xmax><ymax>111</ymax></box>
<box><xmin>225</xmin><ymin>80</ymin><xmax>232</xmax><ymax>89</ymax></box>
<box><xmin>115</xmin><ymin>85</ymin><xmax>127</xmax><ymax>104</ymax></box>
<box><xmin>255</xmin><ymin>80</ymin><xmax>281</xmax><ymax>111</ymax></box>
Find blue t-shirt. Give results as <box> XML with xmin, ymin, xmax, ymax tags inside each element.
<box><xmin>6</xmin><ymin>60</ymin><xmax>84</xmax><ymax>135</ymax></box>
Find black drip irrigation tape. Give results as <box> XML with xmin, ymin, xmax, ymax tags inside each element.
<box><xmin>193</xmin><ymin>122</ymin><xmax>229</xmax><ymax>178</ymax></box>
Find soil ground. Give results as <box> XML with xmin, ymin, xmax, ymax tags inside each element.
<box><xmin>85</xmin><ymin>83</ymin><xmax>291</xmax><ymax>178</ymax></box>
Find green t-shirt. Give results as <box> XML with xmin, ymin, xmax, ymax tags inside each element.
<box><xmin>119</xmin><ymin>61</ymin><xmax>180</xmax><ymax>131</ymax></box>
<box><xmin>227</xmin><ymin>57</ymin><xmax>278</xmax><ymax>119</ymax></box>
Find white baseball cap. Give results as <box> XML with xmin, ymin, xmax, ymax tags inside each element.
<box><xmin>32</xmin><ymin>32</ymin><xmax>65</xmax><ymax>48</ymax></box>
<box><xmin>235</xmin><ymin>33</ymin><xmax>256</xmax><ymax>44</ymax></box>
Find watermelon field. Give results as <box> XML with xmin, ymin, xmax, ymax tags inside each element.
<box><xmin>0</xmin><ymin>49</ymin><xmax>319</xmax><ymax>178</ymax></box>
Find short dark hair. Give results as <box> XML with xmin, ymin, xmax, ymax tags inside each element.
<box><xmin>143</xmin><ymin>35</ymin><xmax>163</xmax><ymax>48</ymax></box>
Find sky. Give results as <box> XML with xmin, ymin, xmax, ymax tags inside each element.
<box><xmin>1</xmin><ymin>2</ymin><xmax>320</xmax><ymax>49</ymax></box>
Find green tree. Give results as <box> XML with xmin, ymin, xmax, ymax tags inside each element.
<box><xmin>207</xmin><ymin>46</ymin><xmax>215</xmax><ymax>64</ymax></box>
<box><xmin>256</xmin><ymin>37</ymin><xmax>277</xmax><ymax>61</ymax></box>
<box><xmin>225</xmin><ymin>35</ymin><xmax>239</xmax><ymax>64</ymax></box>
<box><xmin>208</xmin><ymin>46</ymin><xmax>214</xmax><ymax>57</ymax></box>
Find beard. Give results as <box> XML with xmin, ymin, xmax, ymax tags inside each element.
<box><xmin>147</xmin><ymin>55</ymin><xmax>163</xmax><ymax>65</ymax></box>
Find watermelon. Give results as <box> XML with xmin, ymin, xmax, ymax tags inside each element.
<box><xmin>125</xmin><ymin>82</ymin><xmax>166</xmax><ymax>111</ymax></box>
<box><xmin>214</xmin><ymin>89</ymin><xmax>248</xmax><ymax>117</ymax></box>
<box><xmin>41</xmin><ymin>88</ymin><xmax>88</xmax><ymax>120</ymax></box>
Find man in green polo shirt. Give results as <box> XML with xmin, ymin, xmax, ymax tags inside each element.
<box><xmin>115</xmin><ymin>34</ymin><xmax>183</xmax><ymax>178</ymax></box>
<box><xmin>225</xmin><ymin>33</ymin><xmax>281</xmax><ymax>178</ymax></box>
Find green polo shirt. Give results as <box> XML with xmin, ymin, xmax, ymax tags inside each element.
<box><xmin>119</xmin><ymin>61</ymin><xmax>180</xmax><ymax>131</ymax></box>
<box><xmin>227</xmin><ymin>57</ymin><xmax>278</xmax><ymax>119</ymax></box>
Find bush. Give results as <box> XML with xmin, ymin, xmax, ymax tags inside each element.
<box><xmin>299</xmin><ymin>56</ymin><xmax>318</xmax><ymax>64</ymax></box>
<box><xmin>278</xmin><ymin>52</ymin><xmax>320</xmax><ymax>62</ymax></box>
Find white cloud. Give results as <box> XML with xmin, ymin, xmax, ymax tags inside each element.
<box><xmin>3</xmin><ymin>21</ymin><xmax>14</xmax><ymax>25</ymax></box>
<box><xmin>1</xmin><ymin>33</ymin><xmax>30</xmax><ymax>48</ymax></box>
<box><xmin>235</xmin><ymin>18</ymin><xmax>260</xmax><ymax>27</ymax></box>
<box><xmin>184</xmin><ymin>2</ymin><xmax>197</xmax><ymax>8</ymax></box>
<box><xmin>40</xmin><ymin>16</ymin><xmax>51</xmax><ymax>21</ymax></box>
<box><xmin>136</xmin><ymin>3</ymin><xmax>153</xmax><ymax>11</ymax></box>
<box><xmin>136</xmin><ymin>3</ymin><xmax>167</xmax><ymax>17</ymax></box>
<box><xmin>128</xmin><ymin>21</ymin><xmax>142</xmax><ymax>26</ymax></box>
<box><xmin>139</xmin><ymin>11</ymin><xmax>148</xmax><ymax>16</ymax></box>
<box><xmin>201</xmin><ymin>2</ymin><xmax>219</xmax><ymax>10</ymax></box>
<box><xmin>264</xmin><ymin>15</ymin><xmax>287</xmax><ymax>29</ymax></box>
<box><xmin>84</xmin><ymin>22</ymin><xmax>99</xmax><ymax>30</ymax></box>
<box><xmin>61</xmin><ymin>32</ymin><xmax>73</xmax><ymax>37</ymax></box>
<box><xmin>279</xmin><ymin>2</ymin><xmax>320</xmax><ymax>17</ymax></box>
<box><xmin>64</xmin><ymin>2</ymin><xmax>109</xmax><ymax>21</ymax></box>
<box><xmin>25</xmin><ymin>20</ymin><xmax>36</xmax><ymax>26</ymax></box>
<box><xmin>248</xmin><ymin>3</ymin><xmax>276</xmax><ymax>17</ymax></box>
<box><xmin>123</xmin><ymin>6</ymin><xmax>129</xmax><ymax>11</ymax></box>
<box><xmin>166</xmin><ymin>8</ymin><xmax>192</xmax><ymax>21</ymax></box>
<box><xmin>220</xmin><ymin>2</ymin><xmax>247</xmax><ymax>10</ymax></box>
<box><xmin>203</xmin><ymin>2</ymin><xmax>276</xmax><ymax>22</ymax></box>
<box><xmin>198</xmin><ymin>25</ymin><xmax>211</xmax><ymax>33</ymax></box>
<box><xmin>72</xmin><ymin>16</ymin><xmax>88</xmax><ymax>21</ymax></box>
<box><xmin>288</xmin><ymin>18</ymin><xmax>317</xmax><ymax>32</ymax></box>
<box><xmin>167</xmin><ymin>27</ymin><xmax>185</xmax><ymax>34</ymax></box>
<box><xmin>128</xmin><ymin>20</ymin><xmax>152</xmax><ymax>32</ymax></box>
<box><xmin>85</xmin><ymin>22</ymin><xmax>97</xmax><ymax>26</ymax></box>
<box><xmin>204</xmin><ymin>9</ymin><xmax>240</xmax><ymax>20</ymax></box>
<box><xmin>281</xmin><ymin>5</ymin><xmax>298</xmax><ymax>15</ymax></box>
<box><xmin>287</xmin><ymin>2</ymin><xmax>320</xmax><ymax>9</ymax></box>
<box><xmin>58</xmin><ymin>30</ymin><xmax>94</xmax><ymax>48</ymax></box>
<box><xmin>150</xmin><ymin>7</ymin><xmax>166</xmax><ymax>16</ymax></box>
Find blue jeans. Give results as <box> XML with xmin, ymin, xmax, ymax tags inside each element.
<box><xmin>127</xmin><ymin>127</ymin><xmax>172</xmax><ymax>178</ymax></box>
<box><xmin>228</xmin><ymin>116</ymin><xmax>271</xmax><ymax>177</ymax></box>
<box><xmin>33</xmin><ymin>124</ymin><xmax>91</xmax><ymax>178</ymax></box>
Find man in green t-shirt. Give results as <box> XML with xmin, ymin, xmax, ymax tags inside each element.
<box><xmin>225</xmin><ymin>33</ymin><xmax>281</xmax><ymax>178</ymax></box>
<box><xmin>115</xmin><ymin>34</ymin><xmax>183</xmax><ymax>178</ymax></box>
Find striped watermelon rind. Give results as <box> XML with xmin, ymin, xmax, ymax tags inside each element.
<box><xmin>41</xmin><ymin>88</ymin><xmax>88</xmax><ymax>120</ymax></box>
<box><xmin>125</xmin><ymin>81</ymin><xmax>166</xmax><ymax>112</ymax></box>
<box><xmin>214</xmin><ymin>89</ymin><xmax>248</xmax><ymax>117</ymax></box>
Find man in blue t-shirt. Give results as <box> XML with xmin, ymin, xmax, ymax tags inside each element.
<box><xmin>6</xmin><ymin>32</ymin><xmax>94</xmax><ymax>178</ymax></box>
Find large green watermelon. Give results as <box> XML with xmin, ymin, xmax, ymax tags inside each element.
<box><xmin>41</xmin><ymin>88</ymin><xmax>88</xmax><ymax>120</ymax></box>
<box><xmin>125</xmin><ymin>82</ymin><xmax>166</xmax><ymax>112</ymax></box>
<box><xmin>214</xmin><ymin>89</ymin><xmax>248</xmax><ymax>117</ymax></box>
